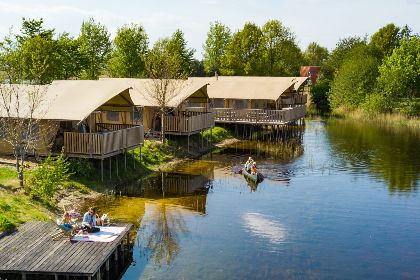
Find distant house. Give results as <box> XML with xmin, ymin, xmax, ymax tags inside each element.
<box><xmin>0</xmin><ymin>80</ymin><xmax>144</xmax><ymax>160</ymax></box>
<box><xmin>300</xmin><ymin>66</ymin><xmax>321</xmax><ymax>85</ymax></box>
<box><xmin>189</xmin><ymin>76</ymin><xmax>308</xmax><ymax>125</ymax></box>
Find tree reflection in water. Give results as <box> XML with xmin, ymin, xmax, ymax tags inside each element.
<box><xmin>140</xmin><ymin>202</ymin><xmax>189</xmax><ymax>266</ymax></box>
<box><xmin>326</xmin><ymin>119</ymin><xmax>420</xmax><ymax>192</ymax></box>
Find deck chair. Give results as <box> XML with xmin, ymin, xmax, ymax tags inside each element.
<box><xmin>51</xmin><ymin>219</ymin><xmax>76</xmax><ymax>241</ymax></box>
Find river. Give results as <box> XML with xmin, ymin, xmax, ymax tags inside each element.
<box><xmin>89</xmin><ymin>119</ymin><xmax>420</xmax><ymax>280</ymax></box>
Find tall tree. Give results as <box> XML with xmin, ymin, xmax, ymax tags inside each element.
<box><xmin>370</xmin><ymin>23</ymin><xmax>406</xmax><ymax>58</ymax></box>
<box><xmin>304</xmin><ymin>42</ymin><xmax>329</xmax><ymax>66</ymax></box>
<box><xmin>166</xmin><ymin>29</ymin><xmax>195</xmax><ymax>77</ymax></box>
<box><xmin>262</xmin><ymin>20</ymin><xmax>302</xmax><ymax>76</ymax></box>
<box><xmin>108</xmin><ymin>23</ymin><xmax>148</xmax><ymax>78</ymax></box>
<box><xmin>0</xmin><ymin>31</ymin><xmax>23</xmax><ymax>83</ymax></box>
<box><xmin>20</xmin><ymin>36</ymin><xmax>57</xmax><ymax>84</ymax></box>
<box><xmin>16</xmin><ymin>18</ymin><xmax>54</xmax><ymax>43</ymax></box>
<box><xmin>375</xmin><ymin>37</ymin><xmax>420</xmax><ymax>115</ymax></box>
<box><xmin>78</xmin><ymin>18</ymin><xmax>111</xmax><ymax>79</ymax></box>
<box><xmin>145</xmin><ymin>38</ymin><xmax>188</xmax><ymax>142</ymax></box>
<box><xmin>329</xmin><ymin>44</ymin><xmax>380</xmax><ymax>110</ymax></box>
<box><xmin>222</xmin><ymin>22</ymin><xmax>264</xmax><ymax>75</ymax></box>
<box><xmin>55</xmin><ymin>33</ymin><xmax>85</xmax><ymax>80</ymax></box>
<box><xmin>203</xmin><ymin>22</ymin><xmax>231</xmax><ymax>75</ymax></box>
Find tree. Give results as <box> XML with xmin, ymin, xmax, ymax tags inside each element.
<box><xmin>304</xmin><ymin>42</ymin><xmax>329</xmax><ymax>66</ymax></box>
<box><xmin>166</xmin><ymin>29</ymin><xmax>195</xmax><ymax>77</ymax></box>
<box><xmin>370</xmin><ymin>23</ymin><xmax>408</xmax><ymax>58</ymax></box>
<box><xmin>261</xmin><ymin>20</ymin><xmax>303</xmax><ymax>76</ymax></box>
<box><xmin>56</xmin><ymin>33</ymin><xmax>84</xmax><ymax>80</ymax></box>
<box><xmin>203</xmin><ymin>21</ymin><xmax>231</xmax><ymax>75</ymax></box>
<box><xmin>329</xmin><ymin>44</ymin><xmax>381</xmax><ymax>110</ymax></box>
<box><xmin>375</xmin><ymin>37</ymin><xmax>420</xmax><ymax>115</ymax></box>
<box><xmin>0</xmin><ymin>84</ymin><xmax>57</xmax><ymax>186</ymax></box>
<box><xmin>222</xmin><ymin>22</ymin><xmax>264</xmax><ymax>75</ymax></box>
<box><xmin>108</xmin><ymin>23</ymin><xmax>148</xmax><ymax>78</ymax></box>
<box><xmin>16</xmin><ymin>18</ymin><xmax>54</xmax><ymax>43</ymax></box>
<box><xmin>78</xmin><ymin>18</ymin><xmax>111</xmax><ymax>79</ymax></box>
<box><xmin>322</xmin><ymin>36</ymin><xmax>367</xmax><ymax>80</ymax></box>
<box><xmin>0</xmin><ymin>31</ymin><xmax>23</xmax><ymax>83</ymax></box>
<box><xmin>144</xmin><ymin>39</ymin><xmax>188</xmax><ymax>142</ymax></box>
<box><xmin>20</xmin><ymin>36</ymin><xmax>57</xmax><ymax>84</ymax></box>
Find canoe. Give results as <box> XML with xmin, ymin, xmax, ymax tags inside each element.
<box><xmin>242</xmin><ymin>167</ymin><xmax>263</xmax><ymax>183</ymax></box>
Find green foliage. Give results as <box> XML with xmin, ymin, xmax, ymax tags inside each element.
<box><xmin>262</xmin><ymin>20</ymin><xmax>303</xmax><ymax>76</ymax></box>
<box><xmin>376</xmin><ymin>37</ymin><xmax>420</xmax><ymax>116</ymax></box>
<box><xmin>310</xmin><ymin>79</ymin><xmax>331</xmax><ymax>113</ymax></box>
<box><xmin>0</xmin><ymin>194</ymin><xmax>49</xmax><ymax>232</ymax></box>
<box><xmin>201</xmin><ymin>126</ymin><xmax>233</xmax><ymax>144</ymax></box>
<box><xmin>134</xmin><ymin>140</ymin><xmax>173</xmax><ymax>167</ymax></box>
<box><xmin>304</xmin><ymin>42</ymin><xmax>329</xmax><ymax>66</ymax></box>
<box><xmin>78</xmin><ymin>18</ymin><xmax>111</xmax><ymax>79</ymax></box>
<box><xmin>16</xmin><ymin>18</ymin><xmax>54</xmax><ymax>43</ymax></box>
<box><xmin>108</xmin><ymin>23</ymin><xmax>148</xmax><ymax>78</ymax></box>
<box><xmin>329</xmin><ymin>44</ymin><xmax>381</xmax><ymax>109</ymax></box>
<box><xmin>26</xmin><ymin>150</ymin><xmax>72</xmax><ymax>203</ymax></box>
<box><xmin>68</xmin><ymin>158</ymin><xmax>94</xmax><ymax>178</ymax></box>
<box><xmin>369</xmin><ymin>23</ymin><xmax>413</xmax><ymax>58</ymax></box>
<box><xmin>203</xmin><ymin>21</ymin><xmax>231</xmax><ymax>75</ymax></box>
<box><xmin>166</xmin><ymin>29</ymin><xmax>195</xmax><ymax>77</ymax></box>
<box><xmin>20</xmin><ymin>35</ymin><xmax>57</xmax><ymax>84</ymax></box>
<box><xmin>56</xmin><ymin>33</ymin><xmax>84</xmax><ymax>79</ymax></box>
<box><xmin>322</xmin><ymin>36</ymin><xmax>367</xmax><ymax>80</ymax></box>
<box><xmin>222</xmin><ymin>22</ymin><xmax>264</xmax><ymax>75</ymax></box>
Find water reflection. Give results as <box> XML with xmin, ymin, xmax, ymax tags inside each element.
<box><xmin>139</xmin><ymin>202</ymin><xmax>189</xmax><ymax>266</ymax></box>
<box><xmin>243</xmin><ymin>213</ymin><xmax>287</xmax><ymax>245</ymax></box>
<box><xmin>326</xmin><ymin>119</ymin><xmax>420</xmax><ymax>192</ymax></box>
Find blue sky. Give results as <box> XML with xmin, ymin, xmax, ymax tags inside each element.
<box><xmin>0</xmin><ymin>0</ymin><xmax>418</xmax><ymax>59</ymax></box>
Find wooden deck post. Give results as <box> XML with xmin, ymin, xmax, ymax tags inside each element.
<box><xmin>106</xmin><ymin>259</ymin><xmax>110</xmax><ymax>271</ymax></box>
<box><xmin>109</xmin><ymin>157</ymin><xmax>112</xmax><ymax>180</ymax></box>
<box><xmin>22</xmin><ymin>273</ymin><xmax>26</xmax><ymax>280</ymax></box>
<box><xmin>124</xmin><ymin>152</ymin><xmax>127</xmax><ymax>170</ymax></box>
<box><xmin>96</xmin><ymin>269</ymin><xmax>101</xmax><ymax>280</ymax></box>
<box><xmin>187</xmin><ymin>135</ymin><xmax>190</xmax><ymax>153</ymax></box>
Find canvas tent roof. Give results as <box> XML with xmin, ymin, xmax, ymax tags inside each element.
<box><xmin>0</xmin><ymin>80</ymin><xmax>134</xmax><ymax>121</ymax></box>
<box><xmin>100</xmin><ymin>78</ymin><xmax>209</xmax><ymax>107</ymax></box>
<box><xmin>189</xmin><ymin>76</ymin><xmax>306</xmax><ymax>100</ymax></box>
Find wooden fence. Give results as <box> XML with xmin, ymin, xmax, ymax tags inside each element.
<box><xmin>64</xmin><ymin>125</ymin><xmax>144</xmax><ymax>158</ymax></box>
<box><xmin>163</xmin><ymin>112</ymin><xmax>215</xmax><ymax>134</ymax></box>
<box><xmin>213</xmin><ymin>105</ymin><xmax>306</xmax><ymax>125</ymax></box>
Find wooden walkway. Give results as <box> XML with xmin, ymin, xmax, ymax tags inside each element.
<box><xmin>0</xmin><ymin>221</ymin><xmax>132</xmax><ymax>279</ymax></box>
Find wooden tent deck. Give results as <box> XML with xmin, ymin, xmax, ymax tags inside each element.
<box><xmin>213</xmin><ymin>105</ymin><xmax>306</xmax><ymax>125</ymax></box>
<box><xmin>0</xmin><ymin>221</ymin><xmax>132</xmax><ymax>279</ymax></box>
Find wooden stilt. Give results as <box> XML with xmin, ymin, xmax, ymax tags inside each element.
<box><xmin>124</xmin><ymin>152</ymin><xmax>127</xmax><ymax>170</ymax></box>
<box><xmin>109</xmin><ymin>157</ymin><xmax>112</xmax><ymax>180</ymax></box>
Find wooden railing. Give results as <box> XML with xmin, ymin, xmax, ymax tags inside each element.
<box><xmin>64</xmin><ymin>125</ymin><xmax>144</xmax><ymax>157</ymax></box>
<box><xmin>163</xmin><ymin>112</ymin><xmax>215</xmax><ymax>134</ymax></box>
<box><xmin>213</xmin><ymin>105</ymin><xmax>306</xmax><ymax>124</ymax></box>
<box><xmin>95</xmin><ymin>123</ymin><xmax>136</xmax><ymax>132</ymax></box>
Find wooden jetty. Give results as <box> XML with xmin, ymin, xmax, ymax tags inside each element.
<box><xmin>0</xmin><ymin>221</ymin><xmax>132</xmax><ymax>279</ymax></box>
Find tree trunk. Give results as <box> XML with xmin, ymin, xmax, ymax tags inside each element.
<box><xmin>161</xmin><ymin>111</ymin><xmax>165</xmax><ymax>144</ymax></box>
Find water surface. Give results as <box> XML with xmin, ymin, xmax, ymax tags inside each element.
<box><xmin>92</xmin><ymin>120</ymin><xmax>420</xmax><ymax>280</ymax></box>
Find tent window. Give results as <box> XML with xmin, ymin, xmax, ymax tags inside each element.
<box><xmin>107</xmin><ymin>111</ymin><xmax>119</xmax><ymax>121</ymax></box>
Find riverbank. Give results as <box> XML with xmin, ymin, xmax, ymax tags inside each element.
<box><xmin>331</xmin><ymin>108</ymin><xmax>420</xmax><ymax>133</ymax></box>
<box><xmin>0</xmin><ymin>126</ymin><xmax>235</xmax><ymax>232</ymax></box>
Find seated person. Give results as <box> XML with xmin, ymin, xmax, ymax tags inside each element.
<box><xmin>251</xmin><ymin>162</ymin><xmax>257</xmax><ymax>175</ymax></box>
<box><xmin>82</xmin><ymin>207</ymin><xmax>101</xmax><ymax>233</ymax></box>
<box><xmin>60</xmin><ymin>212</ymin><xmax>74</xmax><ymax>230</ymax></box>
<box><xmin>244</xmin><ymin>157</ymin><xmax>254</xmax><ymax>172</ymax></box>
<box><xmin>69</xmin><ymin>207</ymin><xmax>81</xmax><ymax>220</ymax></box>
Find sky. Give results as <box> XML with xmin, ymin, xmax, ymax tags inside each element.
<box><xmin>0</xmin><ymin>0</ymin><xmax>418</xmax><ymax>59</ymax></box>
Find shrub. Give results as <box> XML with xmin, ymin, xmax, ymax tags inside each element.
<box><xmin>68</xmin><ymin>158</ymin><xmax>94</xmax><ymax>178</ymax></box>
<box><xmin>0</xmin><ymin>215</ymin><xmax>15</xmax><ymax>231</ymax></box>
<box><xmin>201</xmin><ymin>126</ymin><xmax>233</xmax><ymax>143</ymax></box>
<box><xmin>26</xmin><ymin>149</ymin><xmax>72</xmax><ymax>203</ymax></box>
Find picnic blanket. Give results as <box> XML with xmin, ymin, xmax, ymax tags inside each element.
<box><xmin>71</xmin><ymin>226</ymin><xmax>125</xmax><ymax>242</ymax></box>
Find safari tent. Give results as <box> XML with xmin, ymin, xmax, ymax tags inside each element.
<box><xmin>0</xmin><ymin>80</ymin><xmax>144</xmax><ymax>159</ymax></box>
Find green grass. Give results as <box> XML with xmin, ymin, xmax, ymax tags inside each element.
<box><xmin>0</xmin><ymin>193</ymin><xmax>50</xmax><ymax>232</ymax></box>
<box><xmin>201</xmin><ymin>126</ymin><xmax>234</xmax><ymax>144</ymax></box>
